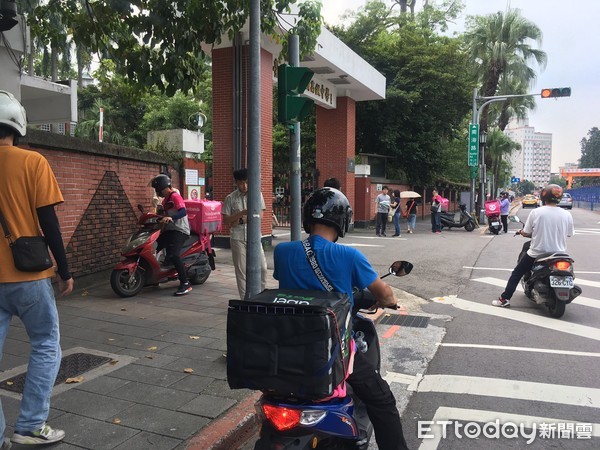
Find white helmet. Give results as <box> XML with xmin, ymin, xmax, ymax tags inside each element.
<box><xmin>0</xmin><ymin>90</ymin><xmax>27</xmax><ymax>137</ymax></box>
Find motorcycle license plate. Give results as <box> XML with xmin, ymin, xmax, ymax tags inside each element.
<box><xmin>549</xmin><ymin>276</ymin><xmax>574</xmax><ymax>288</ymax></box>
<box><xmin>491</xmin><ymin>221</ymin><xmax>500</xmax><ymax>226</ymax></box>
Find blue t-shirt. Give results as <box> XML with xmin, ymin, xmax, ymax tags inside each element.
<box><xmin>273</xmin><ymin>235</ymin><xmax>378</xmax><ymax>304</ymax></box>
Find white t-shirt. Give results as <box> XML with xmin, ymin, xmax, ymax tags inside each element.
<box><xmin>524</xmin><ymin>205</ymin><xmax>574</xmax><ymax>257</ymax></box>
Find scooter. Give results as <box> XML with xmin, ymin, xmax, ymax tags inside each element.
<box><xmin>510</xmin><ymin>216</ymin><xmax>582</xmax><ymax>318</ymax></box>
<box><xmin>439</xmin><ymin>203</ymin><xmax>475</xmax><ymax>231</ymax></box>
<box><xmin>253</xmin><ymin>261</ymin><xmax>413</xmax><ymax>450</ymax></box>
<box><xmin>485</xmin><ymin>199</ymin><xmax>502</xmax><ymax>235</ymax></box>
<box><xmin>110</xmin><ymin>205</ymin><xmax>216</xmax><ymax>297</ymax></box>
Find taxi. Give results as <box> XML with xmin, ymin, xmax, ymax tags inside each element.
<box><xmin>522</xmin><ymin>194</ymin><xmax>539</xmax><ymax>208</ymax></box>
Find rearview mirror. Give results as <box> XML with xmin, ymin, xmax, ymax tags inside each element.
<box><xmin>508</xmin><ymin>215</ymin><xmax>521</xmax><ymax>223</ymax></box>
<box><xmin>382</xmin><ymin>261</ymin><xmax>413</xmax><ymax>278</ymax></box>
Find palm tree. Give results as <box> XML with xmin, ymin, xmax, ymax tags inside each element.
<box><xmin>486</xmin><ymin>129</ymin><xmax>521</xmax><ymax>195</ymax></box>
<box><xmin>463</xmin><ymin>8</ymin><xmax>547</xmax><ymax>133</ymax></box>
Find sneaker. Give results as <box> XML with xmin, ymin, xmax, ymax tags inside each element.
<box><xmin>436</xmin><ymin>231</ymin><xmax>441</xmax><ymax>234</ymax></box>
<box><xmin>175</xmin><ymin>282</ymin><xmax>192</xmax><ymax>296</ymax></box>
<box><xmin>376</xmin><ymin>233</ymin><xmax>381</xmax><ymax>237</ymax></box>
<box><xmin>2</xmin><ymin>438</ymin><xmax>12</xmax><ymax>450</ymax></box>
<box><xmin>492</xmin><ymin>297</ymin><xmax>510</xmax><ymax>308</ymax></box>
<box><xmin>12</xmin><ymin>424</ymin><xmax>65</xmax><ymax>445</ymax></box>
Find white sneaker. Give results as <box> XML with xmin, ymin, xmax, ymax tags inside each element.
<box><xmin>11</xmin><ymin>423</ymin><xmax>65</xmax><ymax>445</ymax></box>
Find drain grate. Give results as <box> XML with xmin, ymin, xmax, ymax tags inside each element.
<box><xmin>0</xmin><ymin>352</ymin><xmax>112</xmax><ymax>394</ymax></box>
<box><xmin>379</xmin><ymin>314</ymin><xmax>430</xmax><ymax>328</ymax></box>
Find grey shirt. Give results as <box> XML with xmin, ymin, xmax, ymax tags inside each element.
<box><xmin>376</xmin><ymin>194</ymin><xmax>391</xmax><ymax>213</ymax></box>
<box><xmin>222</xmin><ymin>189</ymin><xmax>266</xmax><ymax>242</ymax></box>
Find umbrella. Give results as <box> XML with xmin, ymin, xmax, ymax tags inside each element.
<box><xmin>400</xmin><ymin>191</ymin><xmax>421</xmax><ymax>198</ymax></box>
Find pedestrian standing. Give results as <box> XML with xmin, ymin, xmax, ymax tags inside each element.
<box><xmin>430</xmin><ymin>188</ymin><xmax>443</xmax><ymax>234</ymax></box>
<box><xmin>390</xmin><ymin>190</ymin><xmax>402</xmax><ymax>237</ymax></box>
<box><xmin>0</xmin><ymin>90</ymin><xmax>72</xmax><ymax>446</ymax></box>
<box><xmin>405</xmin><ymin>198</ymin><xmax>417</xmax><ymax>233</ymax></box>
<box><xmin>222</xmin><ymin>168</ymin><xmax>268</xmax><ymax>299</ymax></box>
<box><xmin>375</xmin><ymin>186</ymin><xmax>391</xmax><ymax>237</ymax></box>
<box><xmin>499</xmin><ymin>191</ymin><xmax>510</xmax><ymax>233</ymax></box>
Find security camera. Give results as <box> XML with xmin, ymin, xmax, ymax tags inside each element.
<box><xmin>0</xmin><ymin>0</ymin><xmax>18</xmax><ymax>32</ymax></box>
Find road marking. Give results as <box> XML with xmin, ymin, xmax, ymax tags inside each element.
<box><xmin>438</xmin><ymin>343</ymin><xmax>600</xmax><ymax>358</ymax></box>
<box><xmin>407</xmin><ymin>373</ymin><xmax>600</xmax><ymax>408</ymax></box>
<box><xmin>418</xmin><ymin>406</ymin><xmax>600</xmax><ymax>450</ymax></box>
<box><xmin>431</xmin><ymin>295</ymin><xmax>600</xmax><ymax>341</ymax></box>
<box><xmin>464</xmin><ymin>266</ymin><xmax>600</xmax><ymax>275</ymax></box>
<box><xmin>382</xmin><ymin>325</ymin><xmax>400</xmax><ymax>339</ymax></box>
<box><xmin>472</xmin><ymin>277</ymin><xmax>599</xmax><ymax>310</ymax></box>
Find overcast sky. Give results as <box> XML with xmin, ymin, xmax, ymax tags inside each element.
<box><xmin>321</xmin><ymin>0</ymin><xmax>599</xmax><ymax>172</ymax></box>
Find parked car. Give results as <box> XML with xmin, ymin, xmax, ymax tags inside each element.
<box><xmin>522</xmin><ymin>194</ymin><xmax>539</xmax><ymax>208</ymax></box>
<box><xmin>558</xmin><ymin>193</ymin><xmax>573</xmax><ymax>209</ymax></box>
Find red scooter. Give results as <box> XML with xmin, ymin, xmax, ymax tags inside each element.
<box><xmin>110</xmin><ymin>201</ymin><xmax>220</xmax><ymax>298</ymax></box>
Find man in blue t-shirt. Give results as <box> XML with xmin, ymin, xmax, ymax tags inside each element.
<box><xmin>273</xmin><ymin>187</ymin><xmax>408</xmax><ymax>450</ymax></box>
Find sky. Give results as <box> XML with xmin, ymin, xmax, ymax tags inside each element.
<box><xmin>320</xmin><ymin>0</ymin><xmax>600</xmax><ymax>172</ymax></box>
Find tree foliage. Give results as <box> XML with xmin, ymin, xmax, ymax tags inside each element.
<box><xmin>578</xmin><ymin>127</ymin><xmax>600</xmax><ymax>186</ymax></box>
<box><xmin>30</xmin><ymin>0</ymin><xmax>322</xmax><ymax>95</ymax></box>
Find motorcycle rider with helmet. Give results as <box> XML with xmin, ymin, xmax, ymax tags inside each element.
<box><xmin>150</xmin><ymin>174</ymin><xmax>192</xmax><ymax>296</ymax></box>
<box><xmin>493</xmin><ymin>184</ymin><xmax>574</xmax><ymax>308</ymax></box>
<box><xmin>273</xmin><ymin>187</ymin><xmax>408</xmax><ymax>450</ymax></box>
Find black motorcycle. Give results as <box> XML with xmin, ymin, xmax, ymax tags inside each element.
<box><xmin>510</xmin><ymin>216</ymin><xmax>582</xmax><ymax>318</ymax></box>
<box><xmin>440</xmin><ymin>203</ymin><xmax>475</xmax><ymax>232</ymax></box>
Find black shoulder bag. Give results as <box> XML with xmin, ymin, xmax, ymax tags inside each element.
<box><xmin>0</xmin><ymin>208</ymin><xmax>53</xmax><ymax>272</ymax></box>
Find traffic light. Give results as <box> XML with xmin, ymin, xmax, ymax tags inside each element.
<box><xmin>277</xmin><ymin>64</ymin><xmax>314</xmax><ymax>125</ymax></box>
<box><xmin>541</xmin><ymin>87</ymin><xmax>571</xmax><ymax>98</ymax></box>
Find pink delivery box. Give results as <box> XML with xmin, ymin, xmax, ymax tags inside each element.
<box><xmin>485</xmin><ymin>199</ymin><xmax>501</xmax><ymax>217</ymax></box>
<box><xmin>184</xmin><ymin>200</ymin><xmax>223</xmax><ymax>234</ymax></box>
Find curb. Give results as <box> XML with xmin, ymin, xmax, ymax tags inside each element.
<box><xmin>185</xmin><ymin>391</ymin><xmax>261</xmax><ymax>450</ymax></box>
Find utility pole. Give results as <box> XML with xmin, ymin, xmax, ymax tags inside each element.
<box><xmin>288</xmin><ymin>35</ymin><xmax>302</xmax><ymax>242</ymax></box>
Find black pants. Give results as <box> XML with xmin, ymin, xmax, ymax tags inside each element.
<box><xmin>157</xmin><ymin>230</ymin><xmax>188</xmax><ymax>284</ymax></box>
<box><xmin>431</xmin><ymin>211</ymin><xmax>441</xmax><ymax>232</ymax></box>
<box><xmin>376</xmin><ymin>212</ymin><xmax>388</xmax><ymax>235</ymax></box>
<box><xmin>501</xmin><ymin>252</ymin><xmax>535</xmax><ymax>300</ymax></box>
<box><xmin>347</xmin><ymin>353</ymin><xmax>409</xmax><ymax>450</ymax></box>
<box><xmin>501</xmin><ymin>214</ymin><xmax>508</xmax><ymax>233</ymax></box>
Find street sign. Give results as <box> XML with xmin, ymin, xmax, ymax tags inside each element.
<box><xmin>468</xmin><ymin>123</ymin><xmax>479</xmax><ymax>166</ymax></box>
<box><xmin>511</xmin><ymin>177</ymin><xmax>521</xmax><ymax>183</ymax></box>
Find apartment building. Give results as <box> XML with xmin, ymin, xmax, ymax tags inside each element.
<box><xmin>505</xmin><ymin>119</ymin><xmax>552</xmax><ymax>187</ymax></box>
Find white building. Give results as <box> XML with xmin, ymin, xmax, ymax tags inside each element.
<box><xmin>504</xmin><ymin>119</ymin><xmax>552</xmax><ymax>187</ymax></box>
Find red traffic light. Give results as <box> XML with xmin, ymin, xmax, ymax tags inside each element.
<box><xmin>541</xmin><ymin>87</ymin><xmax>571</xmax><ymax>98</ymax></box>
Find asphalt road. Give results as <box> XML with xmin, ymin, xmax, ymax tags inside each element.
<box><xmin>242</xmin><ymin>205</ymin><xmax>600</xmax><ymax>449</ymax></box>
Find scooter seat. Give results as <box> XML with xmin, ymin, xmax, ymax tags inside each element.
<box><xmin>535</xmin><ymin>252</ymin><xmax>572</xmax><ymax>263</ymax></box>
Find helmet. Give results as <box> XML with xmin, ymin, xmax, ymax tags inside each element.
<box><xmin>303</xmin><ymin>187</ymin><xmax>353</xmax><ymax>241</ymax></box>
<box><xmin>500</xmin><ymin>191</ymin><xmax>508</xmax><ymax>198</ymax></box>
<box><xmin>540</xmin><ymin>184</ymin><xmax>563</xmax><ymax>205</ymax></box>
<box><xmin>150</xmin><ymin>174</ymin><xmax>171</xmax><ymax>195</ymax></box>
<box><xmin>0</xmin><ymin>90</ymin><xmax>27</xmax><ymax>137</ymax></box>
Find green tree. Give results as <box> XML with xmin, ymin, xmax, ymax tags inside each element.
<box><xmin>548</xmin><ymin>176</ymin><xmax>567</xmax><ymax>188</ymax></box>
<box><xmin>519</xmin><ymin>180</ymin><xmax>535</xmax><ymax>195</ymax></box>
<box><xmin>485</xmin><ymin>129</ymin><xmax>520</xmax><ymax>193</ymax></box>
<box><xmin>578</xmin><ymin>127</ymin><xmax>600</xmax><ymax>186</ymax></box>
<box><xmin>32</xmin><ymin>0</ymin><xmax>322</xmax><ymax>95</ymax></box>
<box><xmin>463</xmin><ymin>9</ymin><xmax>547</xmax><ymax>134</ymax></box>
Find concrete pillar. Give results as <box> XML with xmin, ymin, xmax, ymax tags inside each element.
<box><xmin>316</xmin><ymin>97</ymin><xmax>356</xmax><ymax>207</ymax></box>
<box><xmin>211</xmin><ymin>46</ymin><xmax>274</xmax><ymax>242</ymax></box>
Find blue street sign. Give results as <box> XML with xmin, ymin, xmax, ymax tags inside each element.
<box><xmin>511</xmin><ymin>177</ymin><xmax>520</xmax><ymax>183</ymax></box>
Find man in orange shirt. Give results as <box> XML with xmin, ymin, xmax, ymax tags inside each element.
<box><xmin>0</xmin><ymin>90</ymin><xmax>73</xmax><ymax>447</ymax></box>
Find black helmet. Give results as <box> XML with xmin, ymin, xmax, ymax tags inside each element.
<box><xmin>500</xmin><ymin>191</ymin><xmax>508</xmax><ymax>197</ymax></box>
<box><xmin>151</xmin><ymin>174</ymin><xmax>171</xmax><ymax>195</ymax></box>
<box><xmin>540</xmin><ymin>184</ymin><xmax>563</xmax><ymax>205</ymax></box>
<box><xmin>303</xmin><ymin>187</ymin><xmax>352</xmax><ymax>241</ymax></box>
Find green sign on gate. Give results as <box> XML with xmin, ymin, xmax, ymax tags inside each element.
<box><xmin>468</xmin><ymin>123</ymin><xmax>479</xmax><ymax>167</ymax></box>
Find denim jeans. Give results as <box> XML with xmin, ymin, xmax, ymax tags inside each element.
<box><xmin>0</xmin><ymin>278</ymin><xmax>61</xmax><ymax>439</ymax></box>
<box><xmin>393</xmin><ymin>213</ymin><xmax>401</xmax><ymax>235</ymax></box>
<box><xmin>407</xmin><ymin>214</ymin><xmax>417</xmax><ymax>231</ymax></box>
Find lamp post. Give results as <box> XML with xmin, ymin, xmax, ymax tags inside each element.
<box><xmin>479</xmin><ymin>130</ymin><xmax>487</xmax><ymax>224</ymax></box>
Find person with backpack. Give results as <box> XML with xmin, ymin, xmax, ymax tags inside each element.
<box><xmin>273</xmin><ymin>187</ymin><xmax>408</xmax><ymax>450</ymax></box>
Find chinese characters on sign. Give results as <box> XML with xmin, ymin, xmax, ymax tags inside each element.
<box><xmin>468</xmin><ymin>123</ymin><xmax>479</xmax><ymax>167</ymax></box>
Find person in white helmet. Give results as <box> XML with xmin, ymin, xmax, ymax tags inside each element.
<box><xmin>0</xmin><ymin>90</ymin><xmax>72</xmax><ymax>446</ymax></box>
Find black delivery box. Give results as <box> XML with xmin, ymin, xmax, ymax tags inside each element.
<box><xmin>226</xmin><ymin>289</ymin><xmax>352</xmax><ymax>399</ymax></box>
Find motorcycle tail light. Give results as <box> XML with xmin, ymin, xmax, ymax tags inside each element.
<box><xmin>554</xmin><ymin>261</ymin><xmax>571</xmax><ymax>271</ymax></box>
<box><xmin>262</xmin><ymin>404</ymin><xmax>302</xmax><ymax>431</ymax></box>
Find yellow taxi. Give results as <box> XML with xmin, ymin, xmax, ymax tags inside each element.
<box><xmin>522</xmin><ymin>194</ymin><xmax>539</xmax><ymax>208</ymax></box>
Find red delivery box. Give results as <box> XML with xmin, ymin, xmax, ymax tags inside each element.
<box><xmin>439</xmin><ymin>197</ymin><xmax>449</xmax><ymax>212</ymax></box>
<box><xmin>485</xmin><ymin>199</ymin><xmax>501</xmax><ymax>217</ymax></box>
<box><xmin>184</xmin><ymin>200</ymin><xmax>222</xmax><ymax>234</ymax></box>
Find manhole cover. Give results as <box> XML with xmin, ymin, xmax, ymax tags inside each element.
<box><xmin>379</xmin><ymin>314</ymin><xmax>429</xmax><ymax>328</ymax></box>
<box><xmin>0</xmin><ymin>352</ymin><xmax>112</xmax><ymax>394</ymax></box>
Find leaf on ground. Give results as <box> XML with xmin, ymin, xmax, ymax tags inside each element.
<box><xmin>147</xmin><ymin>346</ymin><xmax>158</xmax><ymax>351</ymax></box>
<box><xmin>145</xmin><ymin>355</ymin><xmax>154</xmax><ymax>359</ymax></box>
<box><xmin>6</xmin><ymin>381</ymin><xmax>13</xmax><ymax>386</ymax></box>
<box><xmin>121</xmin><ymin>308</ymin><xmax>127</xmax><ymax>311</ymax></box>
<box><xmin>109</xmin><ymin>360</ymin><xmax>119</xmax><ymax>365</ymax></box>
<box><xmin>184</xmin><ymin>368</ymin><xmax>194</xmax><ymax>373</ymax></box>
<box><xmin>108</xmin><ymin>338</ymin><xmax>115</xmax><ymax>341</ymax></box>
<box><xmin>113</xmin><ymin>418</ymin><xmax>121</xmax><ymax>424</ymax></box>
<box><xmin>189</xmin><ymin>336</ymin><xmax>200</xmax><ymax>340</ymax></box>
<box><xmin>65</xmin><ymin>376</ymin><xmax>84</xmax><ymax>383</ymax></box>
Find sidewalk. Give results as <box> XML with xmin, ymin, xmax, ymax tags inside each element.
<box><xmin>0</xmin><ymin>247</ymin><xmax>276</xmax><ymax>450</ymax></box>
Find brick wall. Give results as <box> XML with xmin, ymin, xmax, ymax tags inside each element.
<box><xmin>20</xmin><ymin>129</ymin><xmax>173</xmax><ymax>278</ymax></box>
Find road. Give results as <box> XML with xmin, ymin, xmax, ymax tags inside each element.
<box><xmin>244</xmin><ymin>205</ymin><xmax>600</xmax><ymax>449</ymax></box>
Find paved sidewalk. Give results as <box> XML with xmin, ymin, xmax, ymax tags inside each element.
<box><xmin>0</xmin><ymin>247</ymin><xmax>276</xmax><ymax>450</ymax></box>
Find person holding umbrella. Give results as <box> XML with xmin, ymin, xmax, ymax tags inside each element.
<box><xmin>401</xmin><ymin>191</ymin><xmax>420</xmax><ymax>234</ymax></box>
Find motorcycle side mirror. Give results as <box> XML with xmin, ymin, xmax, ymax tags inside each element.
<box><xmin>381</xmin><ymin>261</ymin><xmax>413</xmax><ymax>278</ymax></box>
<box><xmin>509</xmin><ymin>215</ymin><xmax>521</xmax><ymax>223</ymax></box>
<box><xmin>137</xmin><ymin>204</ymin><xmax>145</xmax><ymax>213</ymax></box>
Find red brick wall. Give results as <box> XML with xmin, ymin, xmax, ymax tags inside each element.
<box><xmin>20</xmin><ymin>130</ymin><xmax>174</xmax><ymax>278</ymax></box>
<box><xmin>316</xmin><ymin>97</ymin><xmax>356</xmax><ymax>208</ymax></box>
<box><xmin>212</xmin><ymin>46</ymin><xmax>273</xmax><ymax>238</ymax></box>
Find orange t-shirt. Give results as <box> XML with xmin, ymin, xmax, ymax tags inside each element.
<box><xmin>0</xmin><ymin>145</ymin><xmax>64</xmax><ymax>282</ymax></box>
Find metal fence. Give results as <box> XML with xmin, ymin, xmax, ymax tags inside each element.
<box><xmin>567</xmin><ymin>186</ymin><xmax>599</xmax><ymax>210</ymax></box>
